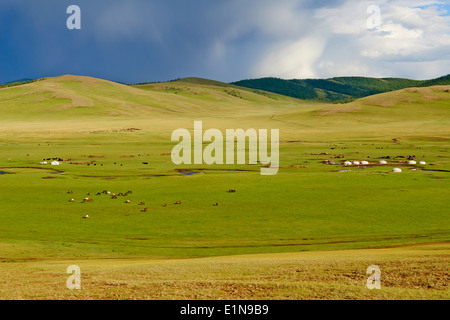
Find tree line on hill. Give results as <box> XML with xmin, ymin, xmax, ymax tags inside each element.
<box><xmin>231</xmin><ymin>74</ymin><xmax>450</xmax><ymax>103</ymax></box>
<box><xmin>0</xmin><ymin>78</ymin><xmax>43</xmax><ymax>89</ymax></box>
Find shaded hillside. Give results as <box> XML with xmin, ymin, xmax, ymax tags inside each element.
<box><xmin>231</xmin><ymin>75</ymin><xmax>450</xmax><ymax>102</ymax></box>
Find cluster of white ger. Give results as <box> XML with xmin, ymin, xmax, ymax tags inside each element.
<box><xmin>344</xmin><ymin>160</ymin><xmax>427</xmax><ymax>173</ymax></box>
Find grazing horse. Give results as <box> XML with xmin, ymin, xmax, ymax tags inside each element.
<box><xmin>142</xmin><ymin>208</ymin><xmax>148</xmax><ymax>212</ymax></box>
<box><xmin>69</xmin><ymin>198</ymin><xmax>75</xmax><ymax>202</ymax></box>
<box><xmin>125</xmin><ymin>200</ymin><xmax>131</xmax><ymax>203</ymax></box>
<box><xmin>227</xmin><ymin>189</ymin><xmax>236</xmax><ymax>193</ymax></box>
<box><xmin>174</xmin><ymin>201</ymin><xmax>181</xmax><ymax>205</ymax></box>
<box><xmin>67</xmin><ymin>191</ymin><xmax>73</xmax><ymax>194</ymax></box>
<box><xmin>162</xmin><ymin>203</ymin><xmax>167</xmax><ymax>207</ymax></box>
<box><xmin>112</xmin><ymin>195</ymin><xmax>117</xmax><ymax>199</ymax></box>
<box><xmin>139</xmin><ymin>202</ymin><xmax>145</xmax><ymax>205</ymax></box>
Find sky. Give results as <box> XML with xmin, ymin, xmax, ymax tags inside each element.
<box><xmin>1</xmin><ymin>0</ymin><xmax>450</xmax><ymax>84</ymax></box>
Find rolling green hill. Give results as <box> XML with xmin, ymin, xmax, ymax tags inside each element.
<box><xmin>0</xmin><ymin>75</ymin><xmax>310</xmax><ymax>122</ymax></box>
<box><xmin>6</xmin><ymin>74</ymin><xmax>449</xmax><ymax>104</ymax></box>
<box><xmin>231</xmin><ymin>75</ymin><xmax>450</xmax><ymax>102</ymax></box>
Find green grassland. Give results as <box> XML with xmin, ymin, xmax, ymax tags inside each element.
<box><xmin>0</xmin><ymin>75</ymin><xmax>448</xmax><ymax>299</ymax></box>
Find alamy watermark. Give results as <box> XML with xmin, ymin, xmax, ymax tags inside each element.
<box><xmin>366</xmin><ymin>265</ymin><xmax>381</xmax><ymax>289</ymax></box>
<box><xmin>171</xmin><ymin>121</ymin><xmax>279</xmax><ymax>175</ymax></box>
<box><xmin>367</xmin><ymin>5</ymin><xmax>381</xmax><ymax>30</ymax></box>
<box><xmin>66</xmin><ymin>265</ymin><xmax>81</xmax><ymax>290</ymax></box>
<box><xmin>67</xmin><ymin>5</ymin><xmax>81</xmax><ymax>30</ymax></box>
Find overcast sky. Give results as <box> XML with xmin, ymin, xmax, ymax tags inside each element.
<box><xmin>1</xmin><ymin>0</ymin><xmax>449</xmax><ymax>84</ymax></box>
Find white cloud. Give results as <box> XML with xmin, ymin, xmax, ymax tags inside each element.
<box><xmin>245</xmin><ymin>0</ymin><xmax>450</xmax><ymax>79</ymax></box>
<box><xmin>253</xmin><ymin>36</ymin><xmax>326</xmax><ymax>79</ymax></box>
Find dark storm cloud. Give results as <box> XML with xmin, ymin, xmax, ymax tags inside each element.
<box><xmin>0</xmin><ymin>0</ymin><xmax>449</xmax><ymax>84</ymax></box>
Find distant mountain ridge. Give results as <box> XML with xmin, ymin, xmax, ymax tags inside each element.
<box><xmin>231</xmin><ymin>75</ymin><xmax>450</xmax><ymax>102</ymax></box>
<box><xmin>3</xmin><ymin>74</ymin><xmax>450</xmax><ymax>103</ymax></box>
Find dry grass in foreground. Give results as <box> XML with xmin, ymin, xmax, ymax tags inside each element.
<box><xmin>0</xmin><ymin>243</ymin><xmax>448</xmax><ymax>300</ymax></box>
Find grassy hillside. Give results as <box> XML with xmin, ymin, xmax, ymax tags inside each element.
<box><xmin>0</xmin><ymin>75</ymin><xmax>448</xmax><ymax>299</ymax></box>
<box><xmin>0</xmin><ymin>75</ymin><xmax>309</xmax><ymax>122</ymax></box>
<box><xmin>271</xmin><ymin>85</ymin><xmax>450</xmax><ymax>139</ymax></box>
<box><xmin>231</xmin><ymin>75</ymin><xmax>450</xmax><ymax>102</ymax></box>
